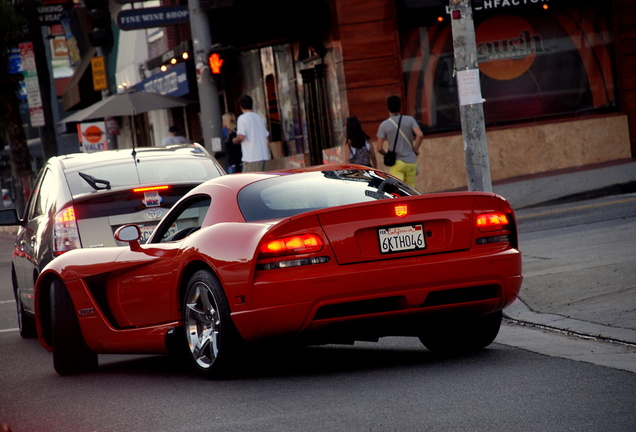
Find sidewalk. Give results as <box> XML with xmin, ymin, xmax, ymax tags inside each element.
<box><xmin>493</xmin><ymin>158</ymin><xmax>636</xmax><ymax>347</ymax></box>
<box><xmin>492</xmin><ymin>158</ymin><xmax>636</xmax><ymax>210</ymax></box>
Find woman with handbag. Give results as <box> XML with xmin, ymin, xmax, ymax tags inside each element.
<box><xmin>375</xmin><ymin>95</ymin><xmax>424</xmax><ymax>187</ymax></box>
<box><xmin>343</xmin><ymin>116</ymin><xmax>377</xmax><ymax>167</ymax></box>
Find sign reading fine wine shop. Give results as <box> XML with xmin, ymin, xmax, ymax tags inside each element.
<box><xmin>117</xmin><ymin>6</ymin><xmax>189</xmax><ymax>31</ymax></box>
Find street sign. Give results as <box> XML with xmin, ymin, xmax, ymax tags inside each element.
<box><xmin>79</xmin><ymin>121</ymin><xmax>108</xmax><ymax>152</ymax></box>
<box><xmin>91</xmin><ymin>56</ymin><xmax>108</xmax><ymax>91</ymax></box>
<box><xmin>117</xmin><ymin>6</ymin><xmax>189</xmax><ymax>31</ymax></box>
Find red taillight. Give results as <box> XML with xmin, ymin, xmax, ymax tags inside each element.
<box><xmin>476</xmin><ymin>212</ymin><xmax>510</xmax><ymax>232</ymax></box>
<box><xmin>53</xmin><ymin>206</ymin><xmax>82</xmax><ymax>255</ymax></box>
<box><xmin>133</xmin><ymin>185</ymin><xmax>170</xmax><ymax>193</ymax></box>
<box><xmin>260</xmin><ymin>234</ymin><xmax>323</xmax><ymax>258</ymax></box>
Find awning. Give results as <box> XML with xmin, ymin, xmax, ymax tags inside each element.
<box><xmin>62</xmin><ymin>47</ymin><xmax>101</xmax><ymax>111</ymax></box>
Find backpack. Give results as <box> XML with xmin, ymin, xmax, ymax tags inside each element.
<box><xmin>349</xmin><ymin>143</ymin><xmax>372</xmax><ymax>167</ymax></box>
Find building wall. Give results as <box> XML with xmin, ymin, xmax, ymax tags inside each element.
<box><xmin>333</xmin><ymin>0</ymin><xmax>403</xmax><ymax>130</ymax></box>
<box><xmin>614</xmin><ymin>0</ymin><xmax>636</xmax><ymax>156</ymax></box>
<box><xmin>413</xmin><ymin>114</ymin><xmax>631</xmax><ymax>194</ymax></box>
<box><xmin>326</xmin><ymin>0</ymin><xmax>634</xmax><ymax>193</ymax></box>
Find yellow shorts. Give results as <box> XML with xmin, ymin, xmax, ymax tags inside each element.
<box><xmin>389</xmin><ymin>159</ymin><xmax>418</xmax><ymax>187</ymax></box>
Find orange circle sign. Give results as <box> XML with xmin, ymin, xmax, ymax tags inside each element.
<box><xmin>84</xmin><ymin>125</ymin><xmax>103</xmax><ymax>143</ymax></box>
<box><xmin>476</xmin><ymin>16</ymin><xmax>539</xmax><ymax>81</ymax></box>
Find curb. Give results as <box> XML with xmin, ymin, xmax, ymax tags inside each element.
<box><xmin>503</xmin><ymin>299</ymin><xmax>636</xmax><ymax>348</ymax></box>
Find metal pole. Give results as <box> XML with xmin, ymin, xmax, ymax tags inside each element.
<box><xmin>449</xmin><ymin>0</ymin><xmax>492</xmax><ymax>192</ymax></box>
<box><xmin>188</xmin><ymin>0</ymin><xmax>222</xmax><ymax>154</ymax></box>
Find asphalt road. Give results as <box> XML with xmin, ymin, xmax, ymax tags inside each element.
<box><xmin>1</xmin><ymin>195</ymin><xmax>636</xmax><ymax>431</ymax></box>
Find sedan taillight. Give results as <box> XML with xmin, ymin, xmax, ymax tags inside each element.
<box><xmin>53</xmin><ymin>206</ymin><xmax>82</xmax><ymax>256</ymax></box>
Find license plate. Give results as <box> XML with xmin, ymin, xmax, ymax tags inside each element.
<box><xmin>378</xmin><ymin>224</ymin><xmax>426</xmax><ymax>254</ymax></box>
<box><xmin>139</xmin><ymin>223</ymin><xmax>178</xmax><ymax>243</ymax></box>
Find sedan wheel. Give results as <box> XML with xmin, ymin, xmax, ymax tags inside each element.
<box><xmin>419</xmin><ymin>310</ymin><xmax>503</xmax><ymax>354</ymax></box>
<box><xmin>50</xmin><ymin>279</ymin><xmax>98</xmax><ymax>375</ymax></box>
<box><xmin>183</xmin><ymin>270</ymin><xmax>235</xmax><ymax>378</ymax></box>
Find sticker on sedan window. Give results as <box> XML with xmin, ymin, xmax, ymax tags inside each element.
<box><xmin>378</xmin><ymin>223</ymin><xmax>426</xmax><ymax>254</ymax></box>
<box><xmin>142</xmin><ymin>191</ymin><xmax>162</xmax><ymax>207</ymax></box>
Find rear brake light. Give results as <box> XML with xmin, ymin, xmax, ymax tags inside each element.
<box><xmin>394</xmin><ymin>204</ymin><xmax>408</xmax><ymax>218</ymax></box>
<box><xmin>260</xmin><ymin>234</ymin><xmax>323</xmax><ymax>258</ymax></box>
<box><xmin>53</xmin><ymin>206</ymin><xmax>82</xmax><ymax>255</ymax></box>
<box><xmin>133</xmin><ymin>185</ymin><xmax>170</xmax><ymax>193</ymax></box>
<box><xmin>476</xmin><ymin>213</ymin><xmax>509</xmax><ymax>232</ymax></box>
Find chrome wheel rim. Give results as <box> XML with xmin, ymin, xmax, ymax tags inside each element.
<box><xmin>184</xmin><ymin>281</ymin><xmax>220</xmax><ymax>369</ymax></box>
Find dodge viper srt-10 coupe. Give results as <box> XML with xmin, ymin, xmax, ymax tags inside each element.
<box><xmin>34</xmin><ymin>165</ymin><xmax>522</xmax><ymax>377</ymax></box>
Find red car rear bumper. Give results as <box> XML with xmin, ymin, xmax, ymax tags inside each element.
<box><xmin>232</xmin><ymin>247</ymin><xmax>522</xmax><ymax>342</ymax></box>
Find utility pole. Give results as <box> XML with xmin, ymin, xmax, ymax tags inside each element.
<box><xmin>449</xmin><ymin>0</ymin><xmax>492</xmax><ymax>192</ymax></box>
<box><xmin>187</xmin><ymin>0</ymin><xmax>222</xmax><ymax>155</ymax></box>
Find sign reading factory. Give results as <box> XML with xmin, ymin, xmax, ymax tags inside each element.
<box><xmin>474</xmin><ymin>0</ymin><xmax>554</xmax><ymax>11</ymax></box>
<box><xmin>117</xmin><ymin>6</ymin><xmax>189</xmax><ymax>30</ymax></box>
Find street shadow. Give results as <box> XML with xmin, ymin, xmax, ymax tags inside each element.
<box><xmin>94</xmin><ymin>340</ymin><xmax>507</xmax><ymax>381</ymax></box>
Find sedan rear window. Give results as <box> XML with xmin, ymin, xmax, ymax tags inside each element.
<box><xmin>238</xmin><ymin>169</ymin><xmax>419</xmax><ymax>222</ymax></box>
<box><xmin>66</xmin><ymin>157</ymin><xmax>221</xmax><ymax>196</ymax></box>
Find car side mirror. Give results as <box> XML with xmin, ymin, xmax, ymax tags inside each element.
<box><xmin>114</xmin><ymin>224</ymin><xmax>142</xmax><ymax>251</ymax></box>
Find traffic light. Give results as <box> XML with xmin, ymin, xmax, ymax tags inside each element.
<box><xmin>85</xmin><ymin>0</ymin><xmax>113</xmax><ymax>49</ymax></box>
<box><xmin>208</xmin><ymin>52</ymin><xmax>224</xmax><ymax>74</ymax></box>
<box><xmin>207</xmin><ymin>47</ymin><xmax>237</xmax><ymax>76</ymax></box>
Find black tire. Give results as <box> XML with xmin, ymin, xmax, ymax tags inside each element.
<box><xmin>14</xmin><ymin>270</ymin><xmax>37</xmax><ymax>338</ymax></box>
<box><xmin>419</xmin><ymin>310</ymin><xmax>503</xmax><ymax>354</ymax></box>
<box><xmin>50</xmin><ymin>279</ymin><xmax>98</xmax><ymax>375</ymax></box>
<box><xmin>183</xmin><ymin>270</ymin><xmax>236</xmax><ymax>378</ymax></box>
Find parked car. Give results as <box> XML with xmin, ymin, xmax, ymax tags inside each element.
<box><xmin>0</xmin><ymin>144</ymin><xmax>224</xmax><ymax>338</ymax></box>
<box><xmin>33</xmin><ymin>165</ymin><xmax>522</xmax><ymax>377</ymax></box>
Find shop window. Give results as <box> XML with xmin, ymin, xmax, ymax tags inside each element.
<box><xmin>401</xmin><ymin>3</ymin><xmax>616</xmax><ymax>133</ymax></box>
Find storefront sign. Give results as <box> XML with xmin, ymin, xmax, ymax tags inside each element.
<box><xmin>476</xmin><ymin>16</ymin><xmax>544</xmax><ymax>80</ymax></box>
<box><xmin>117</xmin><ymin>6</ymin><xmax>189</xmax><ymax>31</ymax></box>
<box><xmin>37</xmin><ymin>0</ymin><xmax>73</xmax><ymax>25</ymax></box>
<box><xmin>474</xmin><ymin>0</ymin><xmax>553</xmax><ymax>11</ymax></box>
<box><xmin>134</xmin><ymin>62</ymin><xmax>190</xmax><ymax>97</ymax></box>
<box><xmin>444</xmin><ymin>0</ymin><xmax>555</xmax><ymax>14</ymax></box>
<box><xmin>79</xmin><ymin>122</ymin><xmax>108</xmax><ymax>152</ymax></box>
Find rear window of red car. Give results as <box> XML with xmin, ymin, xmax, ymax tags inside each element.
<box><xmin>238</xmin><ymin>169</ymin><xmax>419</xmax><ymax>222</ymax></box>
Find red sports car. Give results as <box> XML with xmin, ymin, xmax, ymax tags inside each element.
<box><xmin>34</xmin><ymin>165</ymin><xmax>522</xmax><ymax>377</ymax></box>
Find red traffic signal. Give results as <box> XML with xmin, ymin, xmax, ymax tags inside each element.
<box><xmin>207</xmin><ymin>47</ymin><xmax>237</xmax><ymax>76</ymax></box>
<box><xmin>208</xmin><ymin>52</ymin><xmax>224</xmax><ymax>74</ymax></box>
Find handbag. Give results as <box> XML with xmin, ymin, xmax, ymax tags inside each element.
<box><xmin>383</xmin><ymin>115</ymin><xmax>402</xmax><ymax>167</ymax></box>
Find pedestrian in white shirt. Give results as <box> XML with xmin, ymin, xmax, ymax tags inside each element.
<box><xmin>233</xmin><ymin>95</ymin><xmax>270</xmax><ymax>172</ymax></box>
